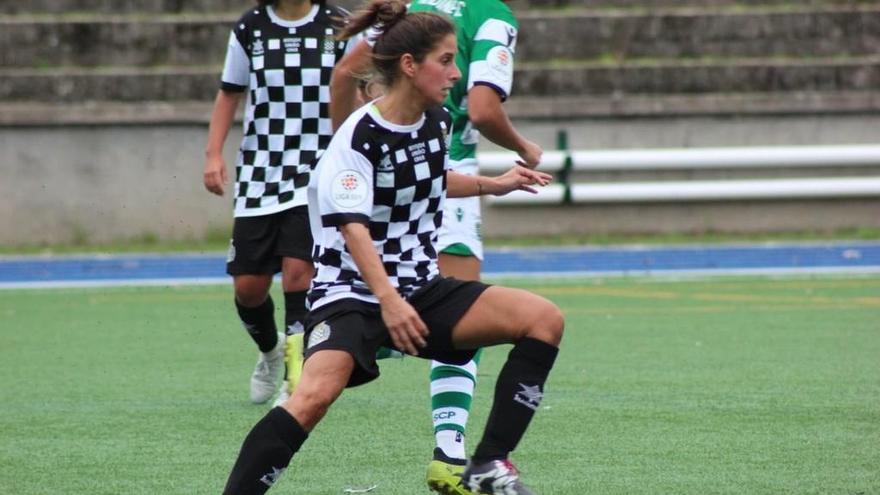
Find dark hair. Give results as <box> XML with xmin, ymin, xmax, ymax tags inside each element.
<box><xmin>338</xmin><ymin>0</ymin><xmax>455</xmax><ymax>86</ymax></box>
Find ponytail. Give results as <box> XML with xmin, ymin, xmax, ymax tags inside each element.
<box><xmin>338</xmin><ymin>0</ymin><xmax>455</xmax><ymax>86</ymax></box>
<box><xmin>337</xmin><ymin>0</ymin><xmax>407</xmax><ymax>41</ymax></box>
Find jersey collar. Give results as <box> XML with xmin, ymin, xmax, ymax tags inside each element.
<box><xmin>266</xmin><ymin>4</ymin><xmax>320</xmax><ymax>28</ymax></box>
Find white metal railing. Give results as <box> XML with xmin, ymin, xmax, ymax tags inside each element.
<box><xmin>478</xmin><ymin>144</ymin><xmax>880</xmax><ymax>205</ymax></box>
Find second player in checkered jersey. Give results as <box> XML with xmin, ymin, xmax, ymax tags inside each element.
<box><xmin>202</xmin><ymin>0</ymin><xmax>360</xmax><ymax>406</ymax></box>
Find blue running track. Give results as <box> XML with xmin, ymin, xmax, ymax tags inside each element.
<box><xmin>1</xmin><ymin>242</ymin><xmax>879</xmax><ymax>289</ymax></box>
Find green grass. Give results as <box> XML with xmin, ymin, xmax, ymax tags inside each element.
<box><xmin>1</xmin><ymin>276</ymin><xmax>879</xmax><ymax>494</ymax></box>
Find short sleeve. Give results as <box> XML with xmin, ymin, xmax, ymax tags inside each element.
<box><xmin>467</xmin><ymin>18</ymin><xmax>518</xmax><ymax>100</ymax></box>
<box><xmin>220</xmin><ymin>30</ymin><xmax>249</xmax><ymax>92</ymax></box>
<box><xmin>315</xmin><ymin>144</ymin><xmax>375</xmax><ymax>227</ymax></box>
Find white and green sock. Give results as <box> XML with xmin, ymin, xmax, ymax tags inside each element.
<box><xmin>430</xmin><ymin>350</ymin><xmax>482</xmax><ymax>461</ymax></box>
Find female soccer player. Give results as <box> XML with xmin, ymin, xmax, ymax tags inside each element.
<box><xmin>222</xmin><ymin>2</ymin><xmax>564</xmax><ymax>494</ymax></box>
<box><xmin>203</xmin><ymin>0</ymin><xmax>358</xmax><ymax>404</ymax></box>
<box><xmin>329</xmin><ymin>0</ymin><xmax>540</xmax><ymax>490</ymax></box>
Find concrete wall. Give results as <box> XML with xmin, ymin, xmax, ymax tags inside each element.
<box><xmin>0</xmin><ymin>125</ymin><xmax>234</xmax><ymax>245</ymax></box>
<box><xmin>3</xmin><ymin>114</ymin><xmax>879</xmax><ymax>246</ymax></box>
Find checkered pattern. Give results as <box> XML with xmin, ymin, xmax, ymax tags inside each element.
<box><xmin>308</xmin><ymin>105</ymin><xmax>453</xmax><ymax>310</ymax></box>
<box><xmin>220</xmin><ymin>4</ymin><xmax>351</xmax><ymax>217</ymax></box>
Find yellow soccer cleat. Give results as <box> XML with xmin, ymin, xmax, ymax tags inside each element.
<box><xmin>427</xmin><ymin>449</ymin><xmax>473</xmax><ymax>495</ymax></box>
<box><xmin>273</xmin><ymin>332</ymin><xmax>304</xmax><ymax>407</ymax></box>
<box><xmin>285</xmin><ymin>332</ymin><xmax>304</xmax><ymax>391</ymax></box>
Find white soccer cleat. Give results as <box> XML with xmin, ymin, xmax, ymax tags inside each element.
<box><xmin>250</xmin><ymin>332</ymin><xmax>285</xmax><ymax>404</ymax></box>
<box><xmin>272</xmin><ymin>382</ymin><xmax>290</xmax><ymax>408</ymax></box>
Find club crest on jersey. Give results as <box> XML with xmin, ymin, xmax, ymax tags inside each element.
<box><xmin>226</xmin><ymin>240</ymin><xmax>236</xmax><ymax>263</ymax></box>
<box><xmin>308</xmin><ymin>321</ymin><xmax>331</xmax><ymax>348</ymax></box>
<box><xmin>331</xmin><ymin>170</ymin><xmax>368</xmax><ymax>208</ymax></box>
<box><xmin>252</xmin><ymin>39</ymin><xmax>265</xmax><ymax>56</ymax></box>
<box><xmin>377</xmin><ymin>155</ymin><xmax>394</xmax><ymax>171</ymax></box>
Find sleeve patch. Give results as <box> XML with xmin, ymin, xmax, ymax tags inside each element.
<box><xmin>468</xmin><ymin>45</ymin><xmax>514</xmax><ymax>92</ymax></box>
<box><xmin>331</xmin><ymin>170</ymin><xmax>370</xmax><ymax>208</ymax></box>
<box><xmin>487</xmin><ymin>46</ymin><xmax>513</xmax><ymax>77</ymax></box>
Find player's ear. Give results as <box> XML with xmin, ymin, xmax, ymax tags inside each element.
<box><xmin>400</xmin><ymin>53</ymin><xmax>417</xmax><ymax>78</ymax></box>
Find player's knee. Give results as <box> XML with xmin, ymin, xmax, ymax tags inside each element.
<box><xmin>524</xmin><ymin>298</ymin><xmax>564</xmax><ymax>346</ymax></box>
<box><xmin>234</xmin><ymin>290</ymin><xmax>267</xmax><ymax>308</ymax></box>
<box><xmin>282</xmin><ymin>267</ymin><xmax>313</xmax><ymax>291</ymax></box>
<box><xmin>287</xmin><ymin>386</ymin><xmax>337</xmax><ymax>430</ymax></box>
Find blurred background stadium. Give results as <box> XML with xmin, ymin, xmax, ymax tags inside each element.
<box><xmin>2</xmin><ymin>0</ymin><xmax>880</xmax><ymax>246</ymax></box>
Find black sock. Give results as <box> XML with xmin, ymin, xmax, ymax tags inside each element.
<box><xmin>472</xmin><ymin>338</ymin><xmax>559</xmax><ymax>463</ymax></box>
<box><xmin>283</xmin><ymin>291</ymin><xmax>308</xmax><ymax>336</ymax></box>
<box><xmin>236</xmin><ymin>296</ymin><xmax>278</xmax><ymax>353</ymax></box>
<box><xmin>223</xmin><ymin>407</ymin><xmax>308</xmax><ymax>495</ymax></box>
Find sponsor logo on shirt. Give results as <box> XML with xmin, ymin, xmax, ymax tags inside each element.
<box><xmin>252</xmin><ymin>39</ymin><xmax>265</xmax><ymax>56</ymax></box>
<box><xmin>283</xmin><ymin>38</ymin><xmax>301</xmax><ymax>53</ymax></box>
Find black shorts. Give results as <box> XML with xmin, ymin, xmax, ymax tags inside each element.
<box><xmin>226</xmin><ymin>206</ymin><xmax>313</xmax><ymax>275</ymax></box>
<box><xmin>303</xmin><ymin>277</ymin><xmax>490</xmax><ymax>387</ymax></box>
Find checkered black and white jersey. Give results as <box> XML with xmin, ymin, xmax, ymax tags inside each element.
<box><xmin>220</xmin><ymin>4</ymin><xmax>356</xmax><ymax>217</ymax></box>
<box><xmin>308</xmin><ymin>103</ymin><xmax>453</xmax><ymax>310</ymax></box>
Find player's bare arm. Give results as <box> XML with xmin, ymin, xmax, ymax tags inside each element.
<box><xmin>468</xmin><ymin>84</ymin><xmax>542</xmax><ymax>168</ymax></box>
<box><xmin>203</xmin><ymin>89</ymin><xmax>242</xmax><ymax>196</ymax></box>
<box><xmin>446</xmin><ymin>167</ymin><xmax>551</xmax><ymax>198</ymax></box>
<box><xmin>330</xmin><ymin>39</ymin><xmax>374</xmax><ymax>131</ymax></box>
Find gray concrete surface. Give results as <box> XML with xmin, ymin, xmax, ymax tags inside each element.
<box><xmin>3</xmin><ymin>114</ymin><xmax>879</xmax><ymax>246</ymax></box>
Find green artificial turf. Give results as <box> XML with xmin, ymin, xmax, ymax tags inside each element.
<box><xmin>1</xmin><ymin>276</ymin><xmax>878</xmax><ymax>494</ymax></box>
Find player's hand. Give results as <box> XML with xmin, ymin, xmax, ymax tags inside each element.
<box><xmin>203</xmin><ymin>154</ymin><xmax>228</xmax><ymax>196</ymax></box>
<box><xmin>485</xmin><ymin>166</ymin><xmax>552</xmax><ymax>196</ymax></box>
<box><xmin>379</xmin><ymin>293</ymin><xmax>428</xmax><ymax>356</ymax></box>
<box><xmin>516</xmin><ymin>139</ymin><xmax>543</xmax><ymax>169</ymax></box>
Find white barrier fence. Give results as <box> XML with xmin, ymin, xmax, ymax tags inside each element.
<box><xmin>478</xmin><ymin>145</ymin><xmax>880</xmax><ymax>205</ymax></box>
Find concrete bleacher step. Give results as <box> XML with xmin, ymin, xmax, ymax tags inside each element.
<box><xmin>1</xmin><ymin>0</ymin><xmax>261</xmax><ymax>15</ymax></box>
<box><xmin>2</xmin><ymin>1</ymin><xmax>877</xmax><ymax>123</ymax></box>
<box><xmin>4</xmin><ymin>0</ymin><xmax>866</xmax><ymax>14</ymax></box>
<box><xmin>514</xmin><ymin>6</ymin><xmax>880</xmax><ymax>62</ymax></box>
<box><xmin>509</xmin><ymin>0</ymin><xmax>873</xmax><ymax>9</ymax></box>
<box><xmin>513</xmin><ymin>56</ymin><xmax>880</xmax><ymax>95</ymax></box>
<box><xmin>2</xmin><ymin>57</ymin><xmax>877</xmax><ymax>103</ymax></box>
<box><xmin>3</xmin><ymin>90</ymin><xmax>877</xmax><ymax>125</ymax></box>
<box><xmin>2</xmin><ymin>6</ymin><xmax>878</xmax><ymax>68</ymax></box>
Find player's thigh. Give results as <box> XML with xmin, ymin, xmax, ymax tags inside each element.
<box><xmin>277</xmin><ymin>206</ymin><xmax>315</xmax><ymax>291</ymax></box>
<box><xmin>451</xmin><ymin>285</ymin><xmax>563</xmax><ymax>348</ymax></box>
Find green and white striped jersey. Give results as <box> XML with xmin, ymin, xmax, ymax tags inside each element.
<box><xmin>409</xmin><ymin>0</ymin><xmax>518</xmax><ymax>162</ymax></box>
